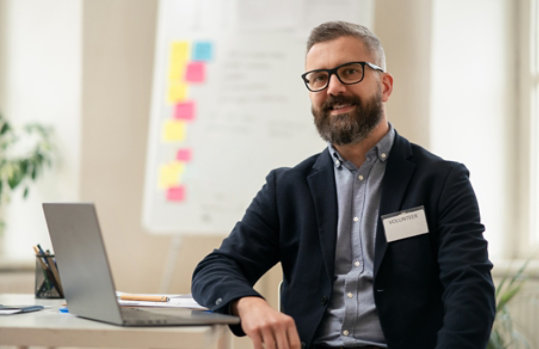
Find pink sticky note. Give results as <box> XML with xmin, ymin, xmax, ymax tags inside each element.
<box><xmin>185</xmin><ymin>61</ymin><xmax>206</xmax><ymax>83</ymax></box>
<box><xmin>166</xmin><ymin>186</ymin><xmax>186</xmax><ymax>202</ymax></box>
<box><xmin>174</xmin><ymin>101</ymin><xmax>196</xmax><ymax>121</ymax></box>
<box><xmin>176</xmin><ymin>148</ymin><xmax>192</xmax><ymax>162</ymax></box>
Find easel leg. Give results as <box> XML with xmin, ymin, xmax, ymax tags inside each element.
<box><xmin>159</xmin><ymin>235</ymin><xmax>183</xmax><ymax>293</ymax></box>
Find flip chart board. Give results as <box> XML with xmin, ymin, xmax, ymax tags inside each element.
<box><xmin>143</xmin><ymin>0</ymin><xmax>374</xmax><ymax>234</ymax></box>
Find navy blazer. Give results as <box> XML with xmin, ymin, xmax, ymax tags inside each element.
<box><xmin>192</xmin><ymin>132</ymin><xmax>495</xmax><ymax>349</ymax></box>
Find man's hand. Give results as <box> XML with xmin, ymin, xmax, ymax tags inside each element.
<box><xmin>231</xmin><ymin>296</ymin><xmax>301</xmax><ymax>349</ymax></box>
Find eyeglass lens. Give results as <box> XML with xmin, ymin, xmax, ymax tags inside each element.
<box><xmin>304</xmin><ymin>62</ymin><xmax>365</xmax><ymax>91</ymax></box>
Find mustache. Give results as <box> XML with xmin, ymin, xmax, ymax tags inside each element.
<box><xmin>322</xmin><ymin>95</ymin><xmax>362</xmax><ymax>112</ymax></box>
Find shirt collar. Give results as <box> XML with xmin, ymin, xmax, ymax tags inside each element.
<box><xmin>327</xmin><ymin>123</ymin><xmax>395</xmax><ymax>169</ymax></box>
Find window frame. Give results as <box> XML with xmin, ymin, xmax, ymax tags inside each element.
<box><xmin>516</xmin><ymin>0</ymin><xmax>539</xmax><ymax>257</ymax></box>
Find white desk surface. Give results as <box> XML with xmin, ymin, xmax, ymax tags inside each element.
<box><xmin>0</xmin><ymin>294</ymin><xmax>230</xmax><ymax>349</ymax></box>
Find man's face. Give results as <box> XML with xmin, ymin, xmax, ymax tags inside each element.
<box><xmin>306</xmin><ymin>36</ymin><xmax>386</xmax><ymax>145</ymax></box>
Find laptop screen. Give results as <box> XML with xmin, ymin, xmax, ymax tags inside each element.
<box><xmin>43</xmin><ymin>203</ymin><xmax>123</xmax><ymax>324</ymax></box>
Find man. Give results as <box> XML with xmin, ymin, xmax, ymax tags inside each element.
<box><xmin>192</xmin><ymin>21</ymin><xmax>495</xmax><ymax>349</ymax></box>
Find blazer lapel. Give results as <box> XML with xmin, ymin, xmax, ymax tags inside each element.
<box><xmin>307</xmin><ymin>150</ymin><xmax>338</xmax><ymax>281</ymax></box>
<box><xmin>374</xmin><ymin>133</ymin><xmax>416</xmax><ymax>277</ymax></box>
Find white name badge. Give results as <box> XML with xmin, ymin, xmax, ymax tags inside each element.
<box><xmin>381</xmin><ymin>206</ymin><xmax>429</xmax><ymax>242</ymax></box>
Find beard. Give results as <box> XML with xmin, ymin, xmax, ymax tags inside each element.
<box><xmin>312</xmin><ymin>90</ymin><xmax>383</xmax><ymax>145</ymax></box>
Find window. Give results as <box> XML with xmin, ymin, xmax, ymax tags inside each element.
<box><xmin>0</xmin><ymin>0</ymin><xmax>81</xmax><ymax>264</ymax></box>
<box><xmin>531</xmin><ymin>0</ymin><xmax>539</xmax><ymax>247</ymax></box>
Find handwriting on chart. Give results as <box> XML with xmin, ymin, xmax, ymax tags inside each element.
<box><xmin>205</xmin><ymin>48</ymin><xmax>291</xmax><ymax>139</ymax></box>
<box><xmin>159</xmin><ymin>40</ymin><xmax>214</xmax><ymax>203</ymax></box>
<box><xmin>217</xmin><ymin>49</ymin><xmax>288</xmax><ymax>104</ymax></box>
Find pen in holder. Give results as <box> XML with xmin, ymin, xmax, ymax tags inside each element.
<box><xmin>34</xmin><ymin>249</ymin><xmax>64</xmax><ymax>299</ymax></box>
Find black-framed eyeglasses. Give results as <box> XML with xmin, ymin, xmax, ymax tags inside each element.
<box><xmin>301</xmin><ymin>61</ymin><xmax>384</xmax><ymax>92</ymax></box>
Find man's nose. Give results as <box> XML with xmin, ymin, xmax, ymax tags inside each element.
<box><xmin>326</xmin><ymin>73</ymin><xmax>346</xmax><ymax>95</ymax></box>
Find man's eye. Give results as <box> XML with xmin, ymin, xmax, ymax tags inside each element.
<box><xmin>343</xmin><ymin>68</ymin><xmax>358</xmax><ymax>75</ymax></box>
<box><xmin>309</xmin><ymin>73</ymin><xmax>328</xmax><ymax>85</ymax></box>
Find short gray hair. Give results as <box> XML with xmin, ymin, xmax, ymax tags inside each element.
<box><xmin>306</xmin><ymin>21</ymin><xmax>386</xmax><ymax>70</ymax></box>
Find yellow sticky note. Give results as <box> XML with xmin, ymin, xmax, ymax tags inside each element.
<box><xmin>170</xmin><ymin>41</ymin><xmax>190</xmax><ymax>62</ymax></box>
<box><xmin>169</xmin><ymin>41</ymin><xmax>189</xmax><ymax>82</ymax></box>
<box><xmin>169</xmin><ymin>61</ymin><xmax>186</xmax><ymax>81</ymax></box>
<box><xmin>162</xmin><ymin>119</ymin><xmax>186</xmax><ymax>142</ymax></box>
<box><xmin>168</xmin><ymin>81</ymin><xmax>188</xmax><ymax>103</ymax></box>
<box><xmin>158</xmin><ymin>161</ymin><xmax>185</xmax><ymax>188</ymax></box>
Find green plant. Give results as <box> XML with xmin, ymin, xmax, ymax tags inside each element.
<box><xmin>0</xmin><ymin>113</ymin><xmax>55</xmax><ymax>231</ymax></box>
<box><xmin>488</xmin><ymin>261</ymin><xmax>530</xmax><ymax>349</ymax></box>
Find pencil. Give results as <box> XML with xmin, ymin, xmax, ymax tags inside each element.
<box><xmin>33</xmin><ymin>246</ymin><xmax>49</xmax><ymax>270</ymax></box>
<box><xmin>32</xmin><ymin>245</ymin><xmax>42</xmax><ymax>257</ymax></box>
<box><xmin>45</xmin><ymin>255</ymin><xmax>64</xmax><ymax>297</ymax></box>
<box><xmin>119</xmin><ymin>294</ymin><xmax>169</xmax><ymax>302</ymax></box>
<box><xmin>33</xmin><ymin>245</ymin><xmax>63</xmax><ymax>296</ymax></box>
<box><xmin>33</xmin><ymin>247</ymin><xmax>53</xmax><ymax>290</ymax></box>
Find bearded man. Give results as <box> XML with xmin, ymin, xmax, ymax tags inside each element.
<box><xmin>192</xmin><ymin>21</ymin><xmax>495</xmax><ymax>349</ymax></box>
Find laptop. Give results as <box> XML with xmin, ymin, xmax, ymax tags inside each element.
<box><xmin>42</xmin><ymin>202</ymin><xmax>239</xmax><ymax>327</ymax></box>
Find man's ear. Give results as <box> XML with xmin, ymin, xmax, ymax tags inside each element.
<box><xmin>381</xmin><ymin>73</ymin><xmax>393</xmax><ymax>102</ymax></box>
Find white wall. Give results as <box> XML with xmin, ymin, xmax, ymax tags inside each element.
<box><xmin>430</xmin><ymin>0</ymin><xmax>515</xmax><ymax>259</ymax></box>
<box><xmin>0</xmin><ymin>0</ymin><xmax>82</xmax><ymax>261</ymax></box>
<box><xmin>375</xmin><ymin>0</ymin><xmax>433</xmax><ymax>147</ymax></box>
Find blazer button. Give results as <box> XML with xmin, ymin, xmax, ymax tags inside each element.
<box><xmin>321</xmin><ymin>296</ymin><xmax>328</xmax><ymax>305</ymax></box>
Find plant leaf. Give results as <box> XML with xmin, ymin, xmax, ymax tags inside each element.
<box><xmin>497</xmin><ymin>284</ymin><xmax>523</xmax><ymax>311</ymax></box>
<box><xmin>0</xmin><ymin>121</ymin><xmax>10</xmax><ymax>135</ymax></box>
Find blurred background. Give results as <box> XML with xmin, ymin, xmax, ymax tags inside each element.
<box><xmin>0</xmin><ymin>0</ymin><xmax>538</xmax><ymax>348</ymax></box>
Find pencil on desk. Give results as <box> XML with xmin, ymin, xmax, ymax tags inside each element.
<box><xmin>119</xmin><ymin>294</ymin><xmax>169</xmax><ymax>302</ymax></box>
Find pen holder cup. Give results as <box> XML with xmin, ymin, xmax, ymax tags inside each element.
<box><xmin>35</xmin><ymin>255</ymin><xmax>63</xmax><ymax>299</ymax></box>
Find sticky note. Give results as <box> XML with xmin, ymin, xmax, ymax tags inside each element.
<box><xmin>176</xmin><ymin>148</ymin><xmax>192</xmax><ymax>162</ymax></box>
<box><xmin>174</xmin><ymin>101</ymin><xmax>196</xmax><ymax>121</ymax></box>
<box><xmin>162</xmin><ymin>119</ymin><xmax>186</xmax><ymax>142</ymax></box>
<box><xmin>170</xmin><ymin>41</ymin><xmax>190</xmax><ymax>62</ymax></box>
<box><xmin>192</xmin><ymin>41</ymin><xmax>213</xmax><ymax>61</ymax></box>
<box><xmin>169</xmin><ymin>41</ymin><xmax>190</xmax><ymax>81</ymax></box>
<box><xmin>166</xmin><ymin>185</ymin><xmax>186</xmax><ymax>202</ymax></box>
<box><xmin>168</xmin><ymin>82</ymin><xmax>188</xmax><ymax>103</ymax></box>
<box><xmin>159</xmin><ymin>162</ymin><xmax>185</xmax><ymax>188</ymax></box>
<box><xmin>169</xmin><ymin>61</ymin><xmax>186</xmax><ymax>81</ymax></box>
<box><xmin>185</xmin><ymin>61</ymin><xmax>206</xmax><ymax>83</ymax></box>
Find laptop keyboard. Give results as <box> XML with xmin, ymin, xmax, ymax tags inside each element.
<box><xmin>120</xmin><ymin>307</ymin><xmax>190</xmax><ymax>325</ymax></box>
<box><xmin>118</xmin><ymin>306</ymin><xmax>238</xmax><ymax>326</ymax></box>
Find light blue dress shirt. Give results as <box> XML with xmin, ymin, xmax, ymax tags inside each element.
<box><xmin>314</xmin><ymin>125</ymin><xmax>395</xmax><ymax>347</ymax></box>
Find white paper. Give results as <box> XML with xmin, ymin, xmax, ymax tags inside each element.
<box><xmin>0</xmin><ymin>309</ymin><xmax>21</xmax><ymax>315</ymax></box>
<box><xmin>116</xmin><ymin>291</ymin><xmax>207</xmax><ymax>310</ymax></box>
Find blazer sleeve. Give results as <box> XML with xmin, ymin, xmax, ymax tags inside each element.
<box><xmin>434</xmin><ymin>163</ymin><xmax>495</xmax><ymax>348</ymax></box>
<box><xmin>191</xmin><ymin>170</ymin><xmax>282</xmax><ymax>335</ymax></box>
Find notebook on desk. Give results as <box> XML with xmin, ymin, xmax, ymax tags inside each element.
<box><xmin>42</xmin><ymin>202</ymin><xmax>239</xmax><ymax>327</ymax></box>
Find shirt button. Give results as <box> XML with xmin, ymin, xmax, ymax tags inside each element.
<box><xmin>358</xmin><ymin>174</ymin><xmax>364</xmax><ymax>181</ymax></box>
<box><xmin>354</xmin><ymin>260</ymin><xmax>360</xmax><ymax>267</ymax></box>
<box><xmin>381</xmin><ymin>153</ymin><xmax>387</xmax><ymax>159</ymax></box>
<box><xmin>343</xmin><ymin>329</ymin><xmax>350</xmax><ymax>336</ymax></box>
<box><xmin>347</xmin><ymin>292</ymin><xmax>353</xmax><ymax>298</ymax></box>
<box><xmin>334</xmin><ymin>160</ymin><xmax>341</xmax><ymax>167</ymax></box>
<box><xmin>353</xmin><ymin>217</ymin><xmax>359</xmax><ymax>222</ymax></box>
<box><xmin>321</xmin><ymin>296</ymin><xmax>329</xmax><ymax>305</ymax></box>
<box><xmin>215</xmin><ymin>297</ymin><xmax>222</xmax><ymax>305</ymax></box>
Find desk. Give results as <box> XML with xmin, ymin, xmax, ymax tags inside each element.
<box><xmin>0</xmin><ymin>294</ymin><xmax>231</xmax><ymax>349</ymax></box>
